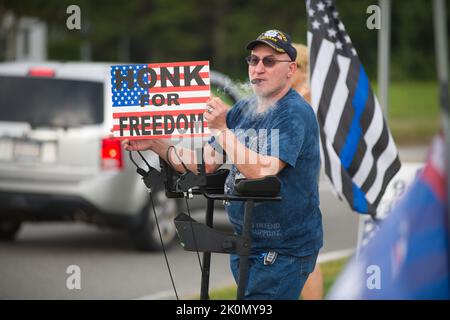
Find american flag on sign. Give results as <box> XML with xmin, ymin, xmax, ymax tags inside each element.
<box><xmin>110</xmin><ymin>61</ymin><xmax>210</xmax><ymax>140</ymax></box>
<box><xmin>306</xmin><ymin>0</ymin><xmax>401</xmax><ymax>215</ymax></box>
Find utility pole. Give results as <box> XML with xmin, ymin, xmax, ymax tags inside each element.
<box><xmin>432</xmin><ymin>0</ymin><xmax>450</xmax><ymax>289</ymax></box>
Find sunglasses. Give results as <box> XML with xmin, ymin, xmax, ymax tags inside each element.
<box><xmin>245</xmin><ymin>55</ymin><xmax>293</xmax><ymax>67</ymax></box>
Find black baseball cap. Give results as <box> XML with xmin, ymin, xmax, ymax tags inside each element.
<box><xmin>246</xmin><ymin>29</ymin><xmax>297</xmax><ymax>61</ymax></box>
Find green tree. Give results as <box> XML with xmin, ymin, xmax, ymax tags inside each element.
<box><xmin>1</xmin><ymin>0</ymin><xmax>446</xmax><ymax>81</ymax></box>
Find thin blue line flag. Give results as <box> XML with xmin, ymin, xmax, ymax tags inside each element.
<box><xmin>306</xmin><ymin>0</ymin><xmax>401</xmax><ymax>214</ymax></box>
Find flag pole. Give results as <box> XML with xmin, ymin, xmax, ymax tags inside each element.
<box><xmin>357</xmin><ymin>0</ymin><xmax>392</xmax><ymax>254</ymax></box>
<box><xmin>432</xmin><ymin>0</ymin><xmax>450</xmax><ymax>280</ymax></box>
<box><xmin>378</xmin><ymin>0</ymin><xmax>391</xmax><ymax>119</ymax></box>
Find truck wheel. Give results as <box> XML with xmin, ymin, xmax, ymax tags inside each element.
<box><xmin>0</xmin><ymin>220</ymin><xmax>21</xmax><ymax>241</ymax></box>
<box><xmin>130</xmin><ymin>189</ymin><xmax>180</xmax><ymax>252</ymax></box>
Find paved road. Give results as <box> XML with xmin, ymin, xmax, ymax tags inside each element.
<box><xmin>0</xmin><ymin>146</ymin><xmax>427</xmax><ymax>299</ymax></box>
<box><xmin>0</xmin><ymin>187</ymin><xmax>358</xmax><ymax>300</ymax></box>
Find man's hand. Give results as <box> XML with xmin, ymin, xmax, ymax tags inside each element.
<box><xmin>204</xmin><ymin>96</ymin><xmax>230</xmax><ymax>132</ymax></box>
<box><xmin>109</xmin><ymin>127</ymin><xmax>156</xmax><ymax>151</ymax></box>
<box><xmin>121</xmin><ymin>139</ymin><xmax>155</xmax><ymax>151</ymax></box>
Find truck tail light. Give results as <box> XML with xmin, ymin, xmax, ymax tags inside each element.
<box><xmin>101</xmin><ymin>138</ymin><xmax>123</xmax><ymax>171</ymax></box>
<box><xmin>28</xmin><ymin>67</ymin><xmax>55</xmax><ymax>77</ymax></box>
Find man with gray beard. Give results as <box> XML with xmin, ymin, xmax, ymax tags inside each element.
<box><xmin>122</xmin><ymin>29</ymin><xmax>322</xmax><ymax>300</ymax></box>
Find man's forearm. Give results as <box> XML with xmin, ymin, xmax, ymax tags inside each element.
<box><xmin>217</xmin><ymin>130</ymin><xmax>284</xmax><ymax>179</ymax></box>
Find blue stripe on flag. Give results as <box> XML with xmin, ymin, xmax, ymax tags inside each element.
<box><xmin>339</xmin><ymin>65</ymin><xmax>369</xmax><ymax>169</ymax></box>
<box><xmin>352</xmin><ymin>182</ymin><xmax>368</xmax><ymax>213</ymax></box>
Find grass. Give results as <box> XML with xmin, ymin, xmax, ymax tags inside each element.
<box><xmin>383</xmin><ymin>82</ymin><xmax>441</xmax><ymax>145</ymax></box>
<box><xmin>201</xmin><ymin>257</ymin><xmax>349</xmax><ymax>300</ymax></box>
<box><xmin>321</xmin><ymin>258</ymin><xmax>349</xmax><ymax>295</ymax></box>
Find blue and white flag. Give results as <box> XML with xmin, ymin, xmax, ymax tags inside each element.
<box><xmin>306</xmin><ymin>0</ymin><xmax>401</xmax><ymax>214</ymax></box>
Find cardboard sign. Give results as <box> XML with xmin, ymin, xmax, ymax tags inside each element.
<box><xmin>110</xmin><ymin>61</ymin><xmax>210</xmax><ymax>140</ymax></box>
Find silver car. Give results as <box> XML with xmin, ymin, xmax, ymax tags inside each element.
<box><xmin>0</xmin><ymin>61</ymin><xmax>243</xmax><ymax>251</ymax></box>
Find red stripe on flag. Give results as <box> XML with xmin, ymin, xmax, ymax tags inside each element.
<box><xmin>113</xmin><ymin>133</ymin><xmax>210</xmax><ymax>140</ymax></box>
<box><xmin>147</xmin><ymin>96</ymin><xmax>208</xmax><ymax>105</ymax></box>
<box><xmin>112</xmin><ymin>109</ymin><xmax>206</xmax><ymax>118</ymax></box>
<box><xmin>112</xmin><ymin>122</ymin><xmax>208</xmax><ymax>131</ymax></box>
<box><xmin>148</xmin><ymin>61</ymin><xmax>209</xmax><ymax>68</ymax></box>
<box><xmin>155</xmin><ymin>72</ymin><xmax>209</xmax><ymax>80</ymax></box>
<box><xmin>421</xmin><ymin>134</ymin><xmax>447</xmax><ymax>202</ymax></box>
<box><xmin>422</xmin><ymin>162</ymin><xmax>446</xmax><ymax>202</ymax></box>
<box><xmin>150</xmin><ymin>85</ymin><xmax>210</xmax><ymax>93</ymax></box>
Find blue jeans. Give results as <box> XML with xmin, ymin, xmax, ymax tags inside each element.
<box><xmin>230</xmin><ymin>252</ymin><xmax>318</xmax><ymax>300</ymax></box>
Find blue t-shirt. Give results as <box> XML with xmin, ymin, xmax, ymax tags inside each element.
<box><xmin>210</xmin><ymin>88</ymin><xmax>323</xmax><ymax>257</ymax></box>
